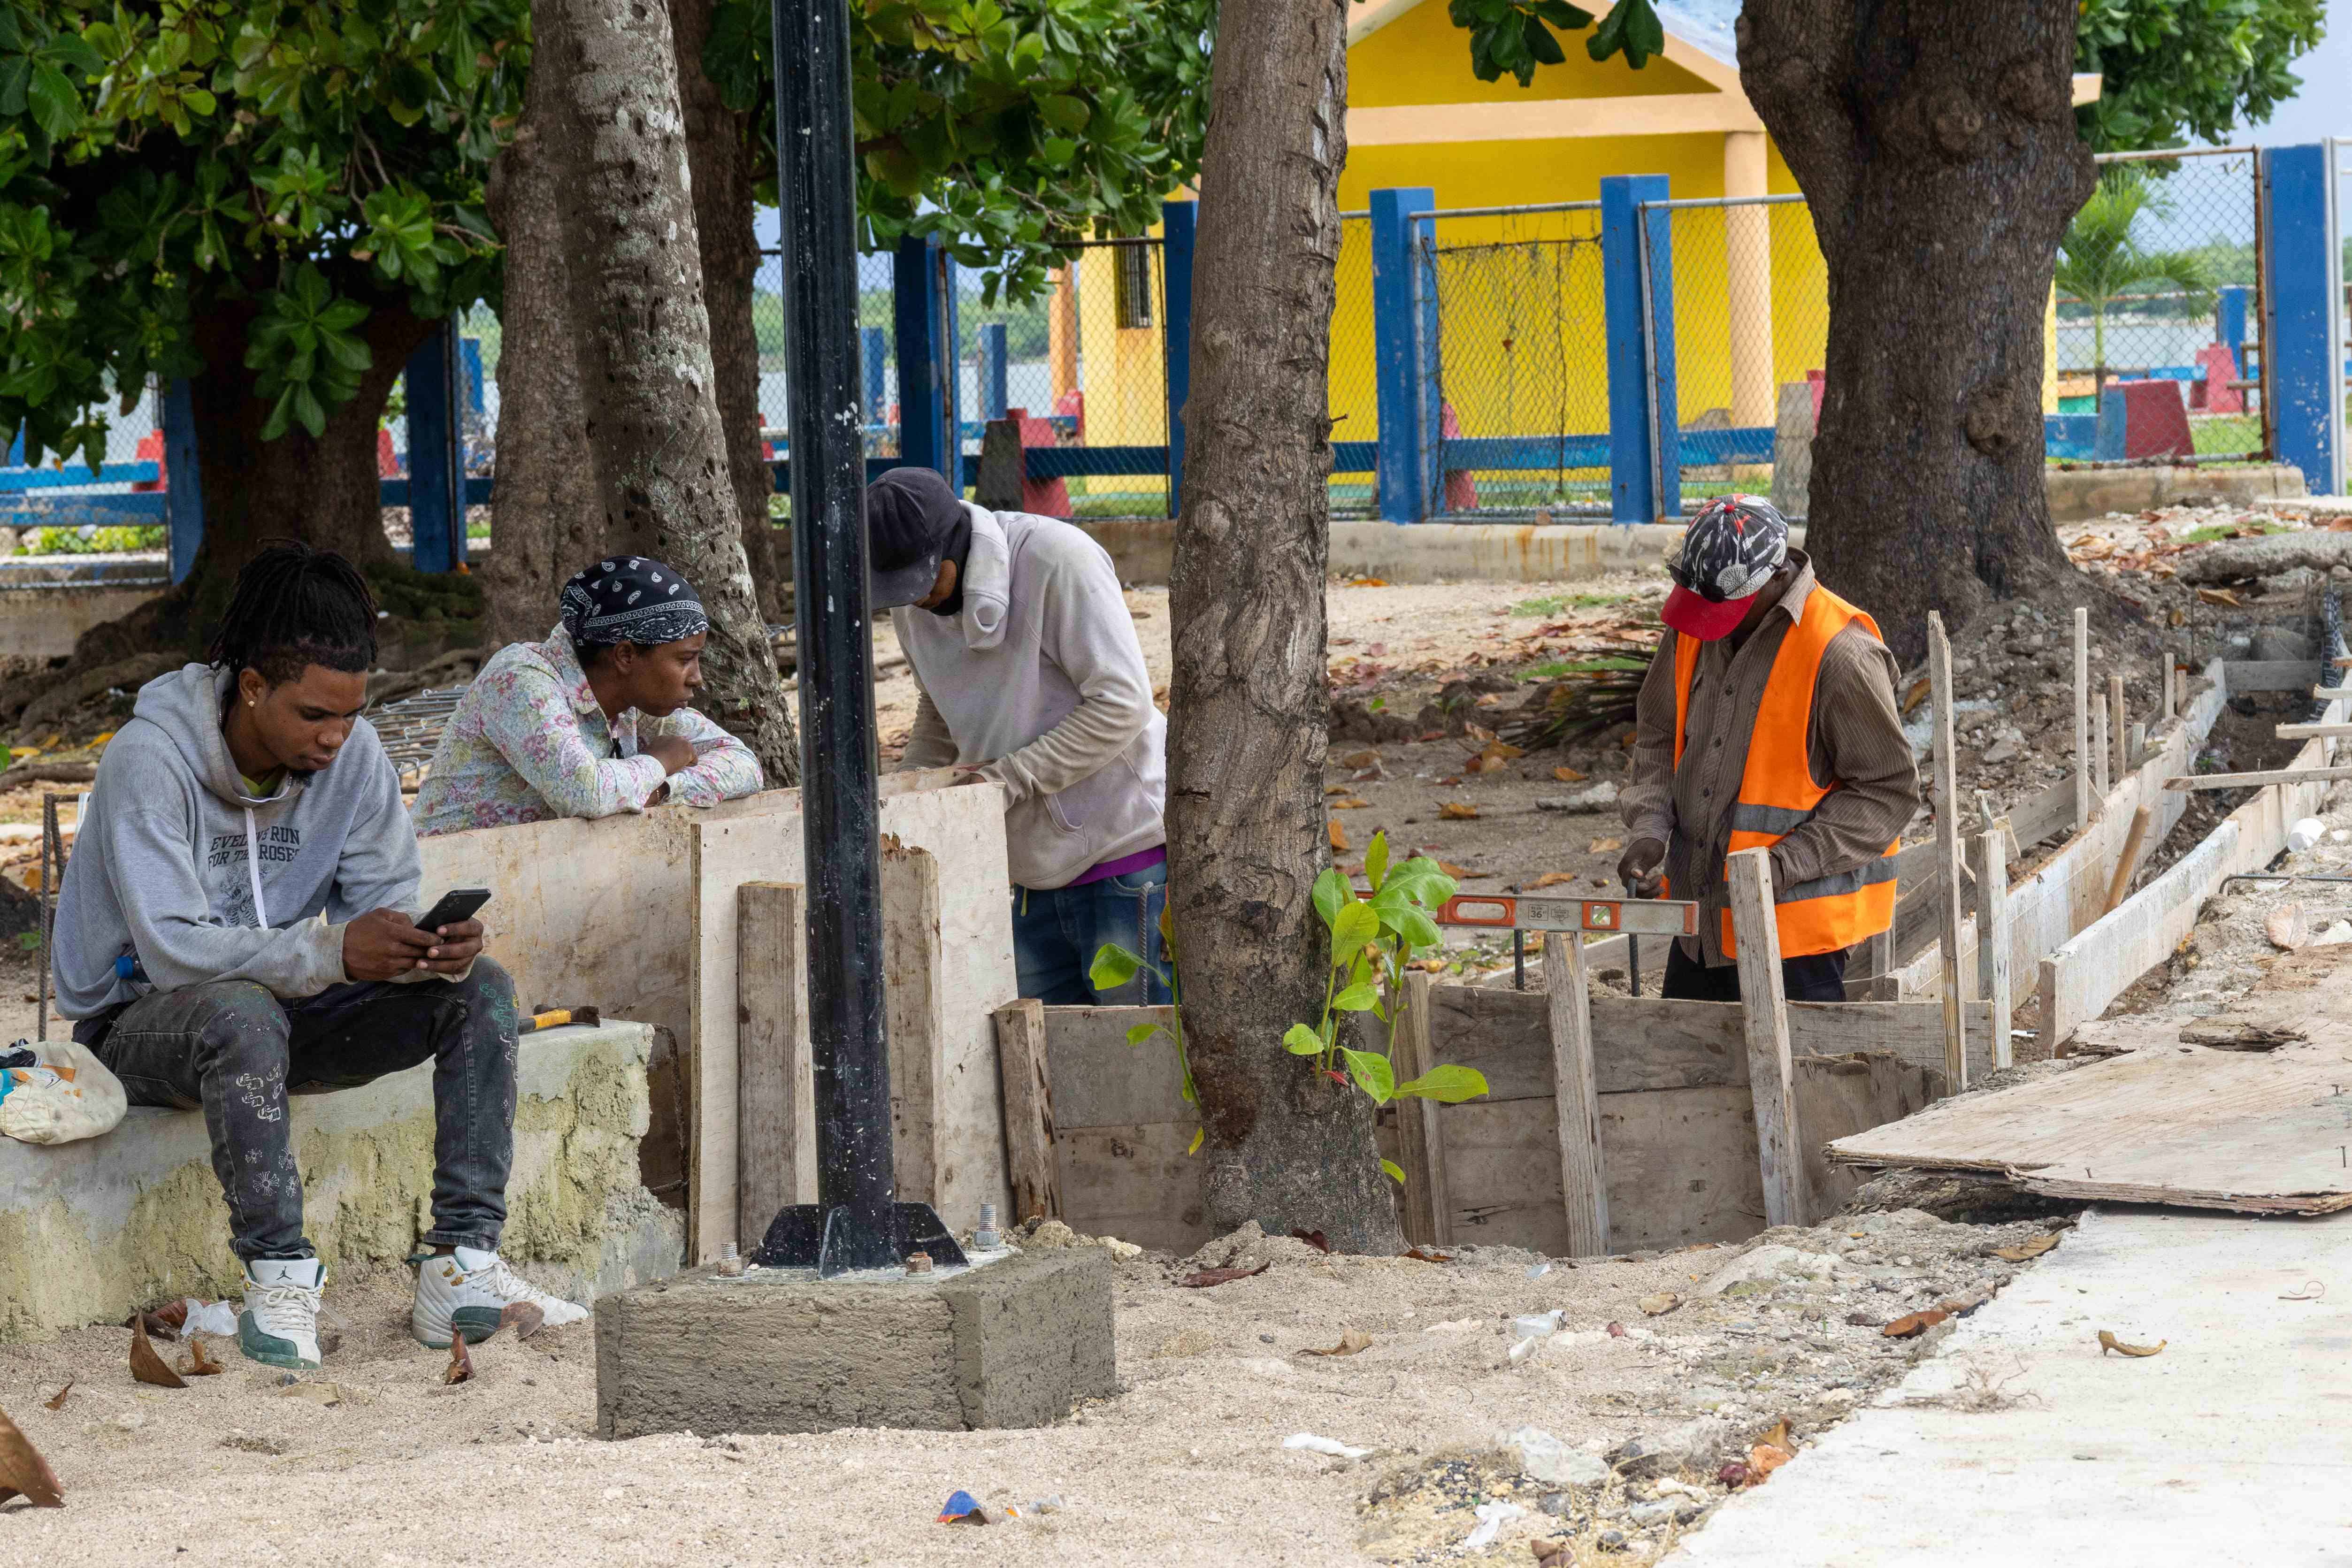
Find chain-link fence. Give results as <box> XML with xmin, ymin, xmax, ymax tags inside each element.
<box><xmin>1639</xmin><ymin>193</ymin><xmax>1828</xmax><ymax>513</ymax></box>
<box><xmin>1329</xmin><ymin>212</ymin><xmax>1379</xmax><ymax>518</ymax></box>
<box><xmin>1425</xmin><ymin>201</ymin><xmax>1611</xmax><ymax>518</ymax></box>
<box><xmin>2060</xmin><ymin>146</ymin><xmax>2267</xmax><ymax>461</ymax></box>
<box><xmin>1045</xmin><ymin>237</ymin><xmax>1170</xmax><ymax>519</ymax></box>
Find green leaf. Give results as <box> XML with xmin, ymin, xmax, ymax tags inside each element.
<box><xmin>1125</xmin><ymin>1022</ymin><xmax>1165</xmax><ymax>1046</ymax></box>
<box><xmin>1312</xmin><ymin>866</ymin><xmax>1349</xmax><ymax>927</ymax></box>
<box><xmin>1037</xmin><ymin>93</ymin><xmax>1091</xmax><ymax>132</ymax></box>
<box><xmin>1394</xmin><ymin>1064</ymin><xmax>1491</xmax><ymax>1103</ymax></box>
<box><xmin>1364</xmin><ymin>831</ymin><xmax>1390</xmax><ymax>894</ymax></box>
<box><xmin>1187</xmin><ymin>1126</ymin><xmax>1203</xmax><ymax>1155</ymax></box>
<box><xmin>1341</xmin><ymin>1047</ymin><xmax>1396</xmax><ymax>1104</ymax></box>
<box><xmin>26</xmin><ymin>62</ymin><xmax>77</xmax><ymax>140</ymax></box>
<box><xmin>1330</xmin><ymin>900</ymin><xmax>1380</xmax><ymax>965</ymax></box>
<box><xmin>1332</xmin><ymin>981</ymin><xmax>1379</xmax><ymax>1012</ymax></box>
<box><xmin>1090</xmin><ymin>942</ymin><xmax>1142</xmax><ymax>992</ymax></box>
<box><xmin>1381</xmin><ymin>1158</ymin><xmax>1406</xmax><ymax>1186</ymax></box>
<box><xmin>1283</xmin><ymin>1022</ymin><xmax>1326</xmax><ymax>1056</ymax></box>
<box><xmin>1521</xmin><ymin>11</ymin><xmax>1567</xmax><ymax>66</ymax></box>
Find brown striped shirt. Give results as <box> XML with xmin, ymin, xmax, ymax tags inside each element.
<box><xmin>1620</xmin><ymin>551</ymin><xmax>1921</xmax><ymax>967</ymax></box>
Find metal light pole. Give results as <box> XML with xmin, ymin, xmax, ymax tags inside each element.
<box><xmin>755</xmin><ymin>0</ymin><xmax>963</xmax><ymax>1277</ymax></box>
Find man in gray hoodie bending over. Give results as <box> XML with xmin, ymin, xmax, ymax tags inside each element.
<box><xmin>54</xmin><ymin>543</ymin><xmax>583</xmax><ymax>1372</ymax></box>
<box><xmin>865</xmin><ymin>467</ymin><xmax>1169</xmax><ymax>1003</ymax></box>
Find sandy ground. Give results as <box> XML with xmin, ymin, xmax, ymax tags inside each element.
<box><xmin>0</xmin><ymin>1200</ymin><xmax>2070</xmax><ymax>1566</ymax></box>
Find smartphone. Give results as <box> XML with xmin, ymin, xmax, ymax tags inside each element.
<box><xmin>415</xmin><ymin>887</ymin><xmax>492</xmax><ymax>933</ymax></box>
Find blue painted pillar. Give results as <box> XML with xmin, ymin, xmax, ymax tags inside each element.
<box><xmin>1601</xmin><ymin>175</ymin><xmax>1675</xmax><ymax>523</ymax></box>
<box><xmin>2215</xmin><ymin>284</ymin><xmax>2248</xmax><ymax>352</ymax></box>
<box><xmin>460</xmin><ymin>337</ymin><xmax>485</xmax><ymax>413</ymax></box>
<box><xmin>404</xmin><ymin>319</ymin><xmax>467</xmax><ymax>573</ymax></box>
<box><xmin>1369</xmin><ymin>187</ymin><xmax>1438</xmax><ymax>523</ymax></box>
<box><xmin>161</xmin><ymin>377</ymin><xmax>204</xmax><ymax>585</ymax></box>
<box><xmin>892</xmin><ymin>233</ymin><xmax>959</xmax><ymax>485</ymax></box>
<box><xmin>1161</xmin><ymin>198</ymin><xmax>1197</xmax><ymax>519</ymax></box>
<box><xmin>860</xmin><ymin>325</ymin><xmax>888</xmax><ymax>424</ymax></box>
<box><xmin>2261</xmin><ymin>145</ymin><xmax>2343</xmax><ymax>496</ymax></box>
<box><xmin>978</xmin><ymin>322</ymin><xmax>1009</xmax><ymax>422</ymax></box>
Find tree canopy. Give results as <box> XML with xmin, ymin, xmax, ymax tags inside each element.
<box><xmin>2075</xmin><ymin>0</ymin><xmax>2325</xmax><ymax>150</ymax></box>
<box><xmin>0</xmin><ymin>0</ymin><xmax>523</xmax><ymax>470</ymax></box>
<box><xmin>702</xmin><ymin>0</ymin><xmax>1213</xmax><ymax>302</ymax></box>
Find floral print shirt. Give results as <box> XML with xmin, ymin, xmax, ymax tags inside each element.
<box><xmin>410</xmin><ymin>627</ymin><xmax>764</xmax><ymax>836</ymax></box>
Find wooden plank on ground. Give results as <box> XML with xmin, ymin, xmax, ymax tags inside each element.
<box><xmin>2277</xmin><ymin>723</ymin><xmax>2352</xmax><ymax>740</ymax></box>
<box><xmin>735</xmin><ymin>881</ymin><xmax>805</xmax><ymax>1252</ymax></box>
<box><xmin>1928</xmin><ymin>612</ymin><xmax>1968</xmax><ymax>1092</ymax></box>
<box><xmin>2008</xmin><ymin>773</ymin><xmax>2080</xmax><ymax>852</ymax></box>
<box><xmin>1053</xmin><ymin>1123</ymin><xmax>1210</xmax><ymax>1253</ymax></box>
<box><xmin>1978</xmin><ymin>828</ymin><xmax>2012</xmax><ymax>1071</ymax></box>
<box><xmin>1834</xmin><ymin>951</ymin><xmax>2352</xmax><ymax>1214</ymax></box>
<box><xmin>1727</xmin><ymin>848</ymin><xmax>1804</xmax><ymax>1228</ymax></box>
<box><xmin>2073</xmin><ymin>608</ymin><xmax>2092</xmax><ymax>831</ymax></box>
<box><xmin>1795</xmin><ymin>1053</ymin><xmax>1935</xmax><ymax>1217</ymax></box>
<box><xmin>1037</xmin><ymin>1005</ymin><xmax>1187</xmax><ymax>1128</ymax></box>
<box><xmin>2164</xmin><ymin>765</ymin><xmax>2352</xmax><ymax>791</ymax></box>
<box><xmin>1395</xmin><ymin>970</ymin><xmax>1452</xmax><ymax>1247</ymax></box>
<box><xmin>993</xmin><ymin>1000</ymin><xmax>1060</xmax><ymax>1224</ymax></box>
<box><xmin>1544</xmin><ymin>932</ymin><xmax>1608</xmax><ymax>1257</ymax></box>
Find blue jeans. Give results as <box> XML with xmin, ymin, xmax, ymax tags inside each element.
<box><xmin>1013</xmin><ymin>862</ymin><xmax>1174</xmax><ymax>1005</ymax></box>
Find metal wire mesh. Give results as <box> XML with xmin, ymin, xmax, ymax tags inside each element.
<box><xmin>1425</xmin><ymin>205</ymin><xmax>1611</xmax><ymax>518</ymax></box>
<box><xmin>2060</xmin><ymin>147</ymin><xmax>2266</xmax><ymax>462</ymax></box>
<box><xmin>1047</xmin><ymin>237</ymin><xmax>1169</xmax><ymax>519</ymax></box>
<box><xmin>1329</xmin><ymin>213</ymin><xmax>1379</xmax><ymax>518</ymax></box>
<box><xmin>1647</xmin><ymin>195</ymin><xmax>1828</xmax><ymax>512</ymax></box>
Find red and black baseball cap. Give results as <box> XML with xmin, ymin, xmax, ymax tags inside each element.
<box><xmin>1662</xmin><ymin>495</ymin><xmax>1790</xmax><ymax>641</ymax></box>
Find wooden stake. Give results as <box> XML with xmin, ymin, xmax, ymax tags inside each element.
<box><xmin>2104</xmin><ymin>805</ymin><xmax>2153</xmax><ymax>915</ymax></box>
<box><xmin>2091</xmin><ymin>688</ymin><xmax>2110</xmax><ymax>800</ymax></box>
<box><xmin>2073</xmin><ymin>608</ymin><xmax>2092</xmax><ymax>831</ymax></box>
<box><xmin>2161</xmin><ymin>656</ymin><xmax>2174</xmax><ymax>720</ymax></box>
<box><xmin>1928</xmin><ymin>611</ymin><xmax>1969</xmax><ymax>1094</ymax></box>
<box><xmin>1395</xmin><ymin>970</ymin><xmax>1453</xmax><ymax>1247</ymax></box>
<box><xmin>2165</xmin><ymin>765</ymin><xmax>2352</xmax><ymax>791</ymax></box>
<box><xmin>2107</xmin><ymin>672</ymin><xmax>2127</xmax><ymax>782</ymax></box>
<box><xmin>992</xmin><ymin>999</ymin><xmax>1060</xmax><ymax>1224</ymax></box>
<box><xmin>735</xmin><ymin>881</ymin><xmax>807</xmax><ymax>1247</ymax></box>
<box><xmin>1979</xmin><ymin>827</ymin><xmax>2012</xmax><ymax>1071</ymax></box>
<box><xmin>1726</xmin><ymin>848</ymin><xmax>1804</xmax><ymax>1228</ymax></box>
<box><xmin>2128</xmin><ymin>720</ymin><xmax>2146</xmax><ymax>770</ymax></box>
<box><xmin>2276</xmin><ymin>723</ymin><xmax>2352</xmax><ymax>741</ymax></box>
<box><xmin>1543</xmin><ymin>932</ymin><xmax>1608</xmax><ymax>1258</ymax></box>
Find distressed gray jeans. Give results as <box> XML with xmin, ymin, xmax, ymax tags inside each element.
<box><xmin>76</xmin><ymin>961</ymin><xmax>520</xmax><ymax>1262</ymax></box>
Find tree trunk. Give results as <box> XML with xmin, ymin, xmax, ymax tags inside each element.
<box><xmin>479</xmin><ymin>57</ymin><xmax>605</xmax><ymax>650</ymax></box>
<box><xmin>671</xmin><ymin>0</ymin><xmax>791</xmax><ymax>621</ymax></box>
<box><xmin>1739</xmin><ymin>0</ymin><xmax>2093</xmax><ymax>666</ymax></box>
<box><xmin>1168</xmin><ymin>0</ymin><xmax>1400</xmax><ymax>1255</ymax></box>
<box><xmin>533</xmin><ymin>0</ymin><xmax>798</xmax><ymax>785</ymax></box>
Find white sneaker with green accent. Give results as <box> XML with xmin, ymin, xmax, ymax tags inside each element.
<box><xmin>239</xmin><ymin>1257</ymin><xmax>325</xmax><ymax>1370</ymax></box>
<box><xmin>411</xmin><ymin>1246</ymin><xmax>590</xmax><ymax>1348</ymax></box>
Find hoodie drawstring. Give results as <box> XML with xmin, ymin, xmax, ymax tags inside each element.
<box><xmin>244</xmin><ymin>806</ymin><xmax>269</xmax><ymax>929</ymax></box>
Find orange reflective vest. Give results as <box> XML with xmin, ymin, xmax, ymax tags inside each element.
<box><xmin>1672</xmin><ymin>583</ymin><xmax>1897</xmax><ymax>958</ymax></box>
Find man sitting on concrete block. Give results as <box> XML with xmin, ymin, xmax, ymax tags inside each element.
<box><xmin>864</xmin><ymin>467</ymin><xmax>1169</xmax><ymax>1003</ymax></box>
<box><xmin>53</xmin><ymin>543</ymin><xmax>586</xmax><ymax>1371</ymax></box>
<box><xmin>412</xmin><ymin>556</ymin><xmax>763</xmax><ymax>834</ymax></box>
<box><xmin>1617</xmin><ymin>497</ymin><xmax>1918</xmax><ymax>1001</ymax></box>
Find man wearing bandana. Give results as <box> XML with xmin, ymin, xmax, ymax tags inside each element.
<box><xmin>412</xmin><ymin>557</ymin><xmax>764</xmax><ymax>835</ymax></box>
<box><xmin>864</xmin><ymin>467</ymin><xmax>1170</xmax><ymax>1004</ymax></box>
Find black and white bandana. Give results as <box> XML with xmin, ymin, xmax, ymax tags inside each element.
<box><xmin>1671</xmin><ymin>495</ymin><xmax>1790</xmax><ymax>603</ymax></box>
<box><xmin>559</xmin><ymin>557</ymin><xmax>709</xmax><ymax>647</ymax></box>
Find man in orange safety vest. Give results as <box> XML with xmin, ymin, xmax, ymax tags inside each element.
<box><xmin>1616</xmin><ymin>496</ymin><xmax>1920</xmax><ymax>1002</ymax></box>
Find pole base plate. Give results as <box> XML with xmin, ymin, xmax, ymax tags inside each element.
<box><xmin>751</xmin><ymin>1201</ymin><xmax>970</xmax><ymax>1278</ymax></box>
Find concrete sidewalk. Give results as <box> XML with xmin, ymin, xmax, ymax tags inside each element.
<box><xmin>1668</xmin><ymin>1206</ymin><xmax>2352</xmax><ymax>1566</ymax></box>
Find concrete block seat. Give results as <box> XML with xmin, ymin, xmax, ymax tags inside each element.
<box><xmin>0</xmin><ymin>1019</ymin><xmax>682</xmax><ymax>1344</ymax></box>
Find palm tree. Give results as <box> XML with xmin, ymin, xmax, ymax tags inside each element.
<box><xmin>2056</xmin><ymin>168</ymin><xmax>2218</xmax><ymax>400</ymax></box>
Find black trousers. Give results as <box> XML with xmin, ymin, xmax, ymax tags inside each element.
<box><xmin>1662</xmin><ymin>939</ymin><xmax>1848</xmax><ymax>1003</ymax></box>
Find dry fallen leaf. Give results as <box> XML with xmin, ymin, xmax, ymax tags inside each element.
<box><xmin>1527</xmin><ymin>871</ymin><xmax>1578</xmax><ymax>889</ymax></box>
<box><xmin>1297</xmin><ymin>1329</ymin><xmax>1374</xmax><ymax>1358</ymax></box>
<box><xmin>2196</xmin><ymin>587</ymin><xmax>2241</xmax><ymax>607</ymax></box>
<box><xmin>1178</xmin><ymin>1263</ymin><xmax>1271</xmax><ymax>1289</ymax></box>
<box><xmin>1436</xmin><ymin>861</ymin><xmax>1473</xmax><ymax>880</ymax></box>
<box><xmin>1748</xmin><ymin>1441</ymin><xmax>1792</xmax><ymax>1480</ymax></box>
<box><xmin>1588</xmin><ymin>836</ymin><xmax>1623</xmax><ymax>855</ymax></box>
<box><xmin>1325</xmin><ymin>784</ymin><xmax>1351</xmax><ymax>796</ymax></box>
<box><xmin>1332</xmin><ymin>797</ymin><xmax>1372</xmax><ymax>810</ymax></box>
<box><xmin>1290</xmin><ymin>1229</ymin><xmax>1331</xmax><ymax>1254</ymax></box>
<box><xmin>130</xmin><ymin>1312</ymin><xmax>187</xmax><ymax>1388</ymax></box>
<box><xmin>2266</xmin><ymin>903</ymin><xmax>2309</xmax><ymax>952</ymax></box>
<box><xmin>444</xmin><ymin>1333</ymin><xmax>475</xmax><ymax>1385</ymax></box>
<box><xmin>1552</xmin><ymin>766</ymin><xmax>1586</xmax><ymax>783</ymax></box>
<box><xmin>1882</xmin><ymin>1309</ymin><xmax>1949</xmax><ymax>1339</ymax></box>
<box><xmin>41</xmin><ymin>1383</ymin><xmax>69</xmax><ymax>1412</ymax></box>
<box><xmin>1341</xmin><ymin>750</ymin><xmax>1380</xmax><ymax>768</ymax></box>
<box><xmin>1328</xmin><ymin>817</ymin><xmax>1349</xmax><ymax>852</ymax></box>
<box><xmin>1638</xmin><ymin>1292</ymin><xmax>1683</xmax><ymax>1317</ymax></box>
<box><xmin>1902</xmin><ymin>677</ymin><xmax>1931</xmax><ymax>715</ymax></box>
<box><xmin>1402</xmin><ymin>1248</ymin><xmax>1454</xmax><ymax>1264</ymax></box>
<box><xmin>498</xmin><ymin>1301</ymin><xmax>546</xmax><ymax>1340</ymax></box>
<box><xmin>178</xmin><ymin>1336</ymin><xmax>224</xmax><ymax>1377</ymax></box>
<box><xmin>1991</xmin><ymin>1233</ymin><xmax>2061</xmax><ymax>1262</ymax></box>
<box><xmin>2097</xmin><ymin>1330</ymin><xmax>2166</xmax><ymax>1357</ymax></box>
<box><xmin>1439</xmin><ymin>803</ymin><xmax>1479</xmax><ymax>820</ymax></box>
<box><xmin>0</xmin><ymin>1404</ymin><xmax>64</xmax><ymax>1508</ymax></box>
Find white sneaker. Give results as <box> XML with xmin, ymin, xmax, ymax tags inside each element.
<box><xmin>411</xmin><ymin>1246</ymin><xmax>590</xmax><ymax>1348</ymax></box>
<box><xmin>238</xmin><ymin>1257</ymin><xmax>325</xmax><ymax>1370</ymax></box>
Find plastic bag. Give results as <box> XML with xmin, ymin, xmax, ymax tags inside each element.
<box><xmin>0</xmin><ymin>1038</ymin><xmax>127</xmax><ymax>1145</ymax></box>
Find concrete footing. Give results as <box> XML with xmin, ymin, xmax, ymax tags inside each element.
<box><xmin>593</xmin><ymin>1246</ymin><xmax>1116</xmax><ymax>1439</ymax></box>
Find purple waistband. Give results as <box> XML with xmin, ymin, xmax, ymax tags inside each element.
<box><xmin>1062</xmin><ymin>844</ymin><xmax>1168</xmax><ymax>888</ymax></box>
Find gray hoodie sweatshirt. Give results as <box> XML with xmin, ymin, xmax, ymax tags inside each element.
<box><xmin>54</xmin><ymin>665</ymin><xmax>428</xmax><ymax>1018</ymax></box>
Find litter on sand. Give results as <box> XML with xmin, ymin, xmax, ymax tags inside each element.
<box><xmin>1463</xmin><ymin>1500</ymin><xmax>1525</xmax><ymax>1550</ymax></box>
<box><xmin>937</xmin><ymin>1489</ymin><xmax>989</xmax><ymax>1524</ymax></box>
<box><xmin>1283</xmin><ymin>1432</ymin><xmax>1371</xmax><ymax>1461</ymax></box>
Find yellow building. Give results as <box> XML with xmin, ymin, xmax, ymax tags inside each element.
<box><xmin>1061</xmin><ymin>0</ymin><xmax>2092</xmax><ymax>474</ymax></box>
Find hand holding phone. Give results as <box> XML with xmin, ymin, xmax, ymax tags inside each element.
<box><xmin>415</xmin><ymin>888</ymin><xmax>492</xmax><ymax>932</ymax></box>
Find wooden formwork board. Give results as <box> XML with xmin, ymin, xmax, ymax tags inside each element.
<box><xmin>1017</xmin><ymin>989</ymin><xmax>1958</xmax><ymax>1258</ymax></box>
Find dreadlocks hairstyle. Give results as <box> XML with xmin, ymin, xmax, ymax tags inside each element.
<box><xmin>207</xmin><ymin>541</ymin><xmax>380</xmax><ymax>687</ymax></box>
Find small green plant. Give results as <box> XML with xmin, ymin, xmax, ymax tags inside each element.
<box><xmin>16</xmin><ymin>931</ymin><xmax>40</xmax><ymax>953</ymax></box>
<box><xmin>1512</xmin><ymin>591</ymin><xmax>1629</xmax><ymax>617</ymax></box>
<box><xmin>1286</xmin><ymin>831</ymin><xmax>1490</xmax><ymax>1183</ymax></box>
<box><xmin>1090</xmin><ymin>907</ymin><xmax>1200</xmax><ymax>1154</ymax></box>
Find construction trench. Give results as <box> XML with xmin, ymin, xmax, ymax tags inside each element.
<box><xmin>2</xmin><ymin>502</ymin><xmax>2351</xmax><ymax>1561</ymax></box>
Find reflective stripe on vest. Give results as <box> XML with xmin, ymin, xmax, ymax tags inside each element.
<box><xmin>1672</xmin><ymin>582</ymin><xmax>1898</xmax><ymax>959</ymax></box>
